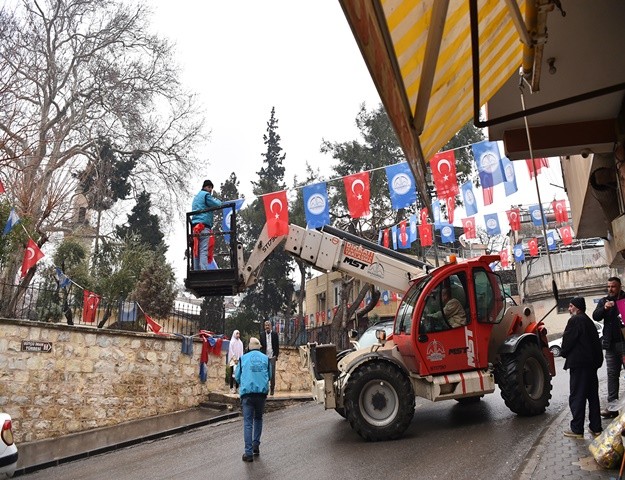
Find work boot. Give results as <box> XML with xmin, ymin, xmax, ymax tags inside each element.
<box><xmin>253</xmin><ymin>445</ymin><xmax>260</xmax><ymax>456</ymax></box>
<box><xmin>563</xmin><ymin>430</ymin><xmax>583</xmax><ymax>439</ymax></box>
<box><xmin>242</xmin><ymin>454</ymin><xmax>254</xmax><ymax>462</ymax></box>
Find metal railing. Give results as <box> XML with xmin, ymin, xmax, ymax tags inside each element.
<box><xmin>0</xmin><ymin>282</ymin><xmax>204</xmax><ymax>335</ymax></box>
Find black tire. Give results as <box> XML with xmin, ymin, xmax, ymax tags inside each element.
<box><xmin>497</xmin><ymin>341</ymin><xmax>552</xmax><ymax>416</ymax></box>
<box><xmin>455</xmin><ymin>395</ymin><xmax>483</xmax><ymax>405</ymax></box>
<box><xmin>549</xmin><ymin>345</ymin><xmax>562</xmax><ymax>357</ymax></box>
<box><xmin>335</xmin><ymin>407</ymin><xmax>347</xmax><ymax>419</ymax></box>
<box><xmin>344</xmin><ymin>362</ymin><xmax>415</xmax><ymax>441</ymax></box>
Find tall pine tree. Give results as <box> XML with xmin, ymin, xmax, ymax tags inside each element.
<box><xmin>238</xmin><ymin>108</ymin><xmax>294</xmax><ymax>326</ymax></box>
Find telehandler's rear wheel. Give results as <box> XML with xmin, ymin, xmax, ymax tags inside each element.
<box><xmin>497</xmin><ymin>341</ymin><xmax>552</xmax><ymax>416</ymax></box>
<box><xmin>335</xmin><ymin>407</ymin><xmax>347</xmax><ymax>419</ymax></box>
<box><xmin>344</xmin><ymin>362</ymin><xmax>414</xmax><ymax>441</ymax></box>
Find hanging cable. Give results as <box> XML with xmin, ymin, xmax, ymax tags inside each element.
<box><xmin>519</xmin><ymin>79</ymin><xmax>559</xmax><ymax>305</ymax></box>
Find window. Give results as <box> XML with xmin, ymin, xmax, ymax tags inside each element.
<box><xmin>473</xmin><ymin>269</ymin><xmax>505</xmax><ymax>323</ymax></box>
<box><xmin>419</xmin><ymin>272</ymin><xmax>469</xmax><ymax>333</ymax></box>
<box><xmin>395</xmin><ymin>276</ymin><xmax>429</xmax><ymax>335</ymax></box>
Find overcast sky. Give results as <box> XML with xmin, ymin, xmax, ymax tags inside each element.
<box><xmin>149</xmin><ymin>1</ymin><xmax>565</xmax><ymax>284</ymax></box>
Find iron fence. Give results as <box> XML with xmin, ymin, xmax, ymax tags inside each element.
<box><xmin>0</xmin><ymin>282</ymin><xmax>204</xmax><ymax>335</ymax></box>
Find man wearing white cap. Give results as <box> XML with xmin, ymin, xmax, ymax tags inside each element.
<box><xmin>235</xmin><ymin>337</ymin><xmax>271</xmax><ymax>462</ymax></box>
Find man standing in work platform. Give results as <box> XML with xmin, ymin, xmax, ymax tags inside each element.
<box><xmin>191</xmin><ymin>179</ymin><xmax>222</xmax><ymax>270</ymax></box>
<box><xmin>593</xmin><ymin>276</ymin><xmax>625</xmax><ymax>418</ymax></box>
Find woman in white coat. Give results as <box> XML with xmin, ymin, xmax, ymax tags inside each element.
<box><xmin>228</xmin><ymin>330</ymin><xmax>244</xmax><ymax>393</ymax></box>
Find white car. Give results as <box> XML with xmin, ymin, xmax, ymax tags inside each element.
<box><xmin>0</xmin><ymin>413</ymin><xmax>17</xmax><ymax>479</ymax></box>
<box><xmin>549</xmin><ymin>320</ymin><xmax>603</xmax><ymax>357</ymax></box>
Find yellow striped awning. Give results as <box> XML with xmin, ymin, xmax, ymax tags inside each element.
<box><xmin>340</xmin><ymin>0</ymin><xmax>526</xmax><ymax>203</ymax></box>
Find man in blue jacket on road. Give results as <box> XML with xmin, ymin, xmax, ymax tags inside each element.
<box><xmin>235</xmin><ymin>337</ymin><xmax>271</xmax><ymax>462</ymax></box>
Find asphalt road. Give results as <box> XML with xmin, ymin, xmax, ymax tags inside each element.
<box><xmin>19</xmin><ymin>358</ymin><xmax>572</xmax><ymax>480</ymax></box>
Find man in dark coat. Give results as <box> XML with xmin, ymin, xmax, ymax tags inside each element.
<box><xmin>260</xmin><ymin>320</ymin><xmax>279</xmax><ymax>395</ymax></box>
<box><xmin>592</xmin><ymin>276</ymin><xmax>625</xmax><ymax>417</ymax></box>
<box><xmin>561</xmin><ymin>297</ymin><xmax>603</xmax><ymax>439</ymax></box>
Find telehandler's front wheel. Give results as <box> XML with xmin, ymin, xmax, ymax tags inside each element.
<box><xmin>497</xmin><ymin>341</ymin><xmax>552</xmax><ymax>416</ymax></box>
<box><xmin>344</xmin><ymin>362</ymin><xmax>414</xmax><ymax>441</ymax></box>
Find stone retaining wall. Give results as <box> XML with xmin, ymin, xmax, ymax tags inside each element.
<box><xmin>0</xmin><ymin>319</ymin><xmax>311</xmax><ymax>442</ymax></box>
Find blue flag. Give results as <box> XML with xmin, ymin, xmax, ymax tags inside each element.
<box><xmin>385</xmin><ymin>162</ymin><xmax>417</xmax><ymax>209</ymax></box>
<box><xmin>2</xmin><ymin>208</ymin><xmax>20</xmax><ymax>236</ymax></box>
<box><xmin>303</xmin><ymin>183</ymin><xmax>330</xmax><ymax>228</ymax></box>
<box><xmin>118</xmin><ymin>301</ymin><xmax>138</xmax><ymax>322</ymax></box>
<box><xmin>547</xmin><ymin>231</ymin><xmax>557</xmax><ymax>251</ymax></box>
<box><xmin>501</xmin><ymin>156</ymin><xmax>518</xmax><ymax>196</ymax></box>
<box><xmin>377</xmin><ymin>229</ymin><xmax>383</xmax><ymax>245</ymax></box>
<box><xmin>432</xmin><ymin>200</ymin><xmax>442</xmax><ymax>229</ymax></box>
<box><xmin>461</xmin><ymin>182</ymin><xmax>478</xmax><ymax>217</ymax></box>
<box><xmin>54</xmin><ymin>267</ymin><xmax>71</xmax><ymax>289</ymax></box>
<box><xmin>222</xmin><ymin>198</ymin><xmax>245</xmax><ymax>242</ymax></box>
<box><xmin>391</xmin><ymin>225</ymin><xmax>398</xmax><ymax>250</ymax></box>
<box><xmin>513</xmin><ymin>244</ymin><xmax>525</xmax><ymax>262</ymax></box>
<box><xmin>529</xmin><ymin>204</ymin><xmax>544</xmax><ymax>227</ymax></box>
<box><xmin>409</xmin><ymin>214</ymin><xmax>417</xmax><ymax>243</ymax></box>
<box><xmin>440</xmin><ymin>224</ymin><xmax>455</xmax><ymax>243</ymax></box>
<box><xmin>484</xmin><ymin>213</ymin><xmax>501</xmax><ymax>236</ymax></box>
<box><xmin>472</xmin><ymin>140</ymin><xmax>504</xmax><ymax>188</ymax></box>
<box><xmin>382</xmin><ymin>290</ymin><xmax>390</xmax><ymax>305</ymax></box>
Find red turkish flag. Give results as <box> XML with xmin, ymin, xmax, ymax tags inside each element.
<box><xmin>552</xmin><ymin>199</ymin><xmax>568</xmax><ymax>223</ymax></box>
<box><xmin>461</xmin><ymin>218</ymin><xmax>476</xmax><ymax>239</ymax></box>
<box><xmin>382</xmin><ymin>228</ymin><xmax>390</xmax><ymax>248</ymax></box>
<box><xmin>528</xmin><ymin>237</ymin><xmax>539</xmax><ymax>256</ymax></box>
<box><xmin>20</xmin><ymin>238</ymin><xmax>44</xmax><ymax>278</ymax></box>
<box><xmin>482</xmin><ymin>186</ymin><xmax>494</xmax><ymax>206</ymax></box>
<box><xmin>419</xmin><ymin>224</ymin><xmax>433</xmax><ymax>246</ymax></box>
<box><xmin>399</xmin><ymin>220</ymin><xmax>408</xmax><ymax>246</ymax></box>
<box><xmin>145</xmin><ymin>314</ymin><xmax>163</xmax><ymax>333</ymax></box>
<box><xmin>506</xmin><ymin>209</ymin><xmax>521</xmax><ymax>231</ymax></box>
<box><xmin>500</xmin><ymin>250</ymin><xmax>509</xmax><ymax>267</ymax></box>
<box><xmin>343</xmin><ymin>172</ymin><xmax>370</xmax><ymax>218</ymax></box>
<box><xmin>0</xmin><ymin>179</ymin><xmax>4</xmax><ymax>194</ymax></box>
<box><xmin>560</xmin><ymin>225</ymin><xmax>573</xmax><ymax>245</ymax></box>
<box><xmin>262</xmin><ymin>190</ymin><xmax>289</xmax><ymax>237</ymax></box>
<box><xmin>431</xmin><ymin>150</ymin><xmax>459</xmax><ymax>199</ymax></box>
<box><xmin>445</xmin><ymin>195</ymin><xmax>456</xmax><ymax>223</ymax></box>
<box><xmin>419</xmin><ymin>207</ymin><xmax>428</xmax><ymax>225</ymax></box>
<box><xmin>526</xmin><ymin>157</ymin><xmax>550</xmax><ymax>179</ymax></box>
<box><xmin>82</xmin><ymin>290</ymin><xmax>101</xmax><ymax>323</ymax></box>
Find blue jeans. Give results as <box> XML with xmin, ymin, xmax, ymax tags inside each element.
<box><xmin>242</xmin><ymin>394</ymin><xmax>266</xmax><ymax>456</ymax></box>
<box><xmin>193</xmin><ymin>227</ymin><xmax>211</xmax><ymax>270</ymax></box>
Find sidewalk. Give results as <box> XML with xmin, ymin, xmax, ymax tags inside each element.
<box><xmin>516</xmin><ymin>378</ymin><xmax>621</xmax><ymax>480</ymax></box>
<box><xmin>13</xmin><ymin>389</ymin><xmax>623</xmax><ymax>479</ymax></box>
<box><xmin>14</xmin><ymin>392</ymin><xmax>312</xmax><ymax>477</ymax></box>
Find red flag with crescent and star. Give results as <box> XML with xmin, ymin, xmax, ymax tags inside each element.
<box><xmin>506</xmin><ymin>209</ymin><xmax>521</xmax><ymax>231</ymax></box>
<box><xmin>418</xmin><ymin>224</ymin><xmax>433</xmax><ymax>246</ymax></box>
<box><xmin>528</xmin><ymin>238</ymin><xmax>539</xmax><ymax>256</ymax></box>
<box><xmin>445</xmin><ymin>195</ymin><xmax>456</xmax><ymax>223</ymax></box>
<box><xmin>431</xmin><ymin>150</ymin><xmax>459</xmax><ymax>199</ymax></box>
<box><xmin>482</xmin><ymin>186</ymin><xmax>494</xmax><ymax>206</ymax></box>
<box><xmin>419</xmin><ymin>207</ymin><xmax>428</xmax><ymax>225</ymax></box>
<box><xmin>552</xmin><ymin>199</ymin><xmax>568</xmax><ymax>223</ymax></box>
<box><xmin>262</xmin><ymin>190</ymin><xmax>289</xmax><ymax>237</ymax></box>
<box><xmin>145</xmin><ymin>314</ymin><xmax>163</xmax><ymax>333</ymax></box>
<box><xmin>461</xmin><ymin>217</ymin><xmax>476</xmax><ymax>239</ymax></box>
<box><xmin>0</xmin><ymin>179</ymin><xmax>5</xmax><ymax>194</ymax></box>
<box><xmin>343</xmin><ymin>172</ymin><xmax>370</xmax><ymax>218</ymax></box>
<box><xmin>526</xmin><ymin>157</ymin><xmax>550</xmax><ymax>179</ymax></box>
<box><xmin>82</xmin><ymin>290</ymin><xmax>101</xmax><ymax>323</ymax></box>
<box><xmin>382</xmin><ymin>228</ymin><xmax>389</xmax><ymax>248</ymax></box>
<box><xmin>500</xmin><ymin>249</ymin><xmax>509</xmax><ymax>267</ymax></box>
<box><xmin>560</xmin><ymin>225</ymin><xmax>573</xmax><ymax>245</ymax></box>
<box><xmin>20</xmin><ymin>238</ymin><xmax>44</xmax><ymax>278</ymax></box>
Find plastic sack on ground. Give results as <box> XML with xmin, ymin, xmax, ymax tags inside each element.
<box><xmin>589</xmin><ymin>412</ymin><xmax>625</xmax><ymax>468</ymax></box>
